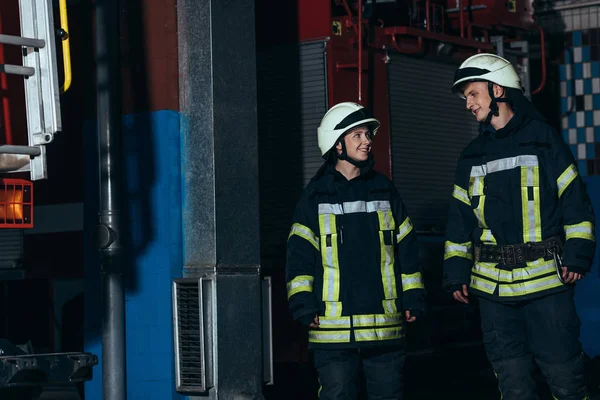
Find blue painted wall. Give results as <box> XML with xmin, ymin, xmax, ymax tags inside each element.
<box><xmin>83</xmin><ymin>110</ymin><xmax>183</xmax><ymax>400</ymax></box>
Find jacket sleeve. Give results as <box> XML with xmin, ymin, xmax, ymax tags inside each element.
<box><xmin>391</xmin><ymin>186</ymin><xmax>426</xmax><ymax>315</ymax></box>
<box><xmin>443</xmin><ymin>152</ymin><xmax>477</xmax><ymax>291</ymax></box>
<box><xmin>285</xmin><ymin>192</ymin><xmax>320</xmax><ymax>322</ymax></box>
<box><xmin>549</xmin><ymin>130</ymin><xmax>596</xmax><ymax>274</ymax></box>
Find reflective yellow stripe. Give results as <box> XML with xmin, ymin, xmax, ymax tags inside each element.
<box><xmin>377</xmin><ymin>210</ymin><xmax>396</xmax><ymax>230</ymax></box>
<box><xmin>557</xmin><ymin>164</ymin><xmax>578</xmax><ymax>198</ymax></box>
<box><xmin>564</xmin><ymin>221</ymin><xmax>595</xmax><ymax>241</ymax></box>
<box><xmin>453</xmin><ymin>184</ymin><xmax>470</xmax><ymax>206</ymax></box>
<box><xmin>499</xmin><ymin>274</ymin><xmax>563</xmax><ymax>297</ymax></box>
<box><xmin>288</xmin><ymin>223</ymin><xmax>319</xmax><ymax>250</ymax></box>
<box><xmin>401</xmin><ymin>272</ymin><xmax>424</xmax><ymax>291</ymax></box>
<box><xmin>444</xmin><ymin>241</ymin><xmax>473</xmax><ymax>260</ymax></box>
<box><xmin>473</xmin><ymin>259</ymin><xmax>556</xmax><ymax>283</ymax></box>
<box><xmin>324</xmin><ymin>301</ymin><xmax>343</xmax><ymax>317</ymax></box>
<box><xmin>396</xmin><ymin>217</ymin><xmax>413</xmax><ymax>243</ymax></box>
<box><xmin>480</xmin><ymin>229</ymin><xmax>497</xmax><ymax>245</ymax></box>
<box><xmin>469</xmin><ymin>176</ymin><xmax>485</xmax><ymax>197</ymax></box>
<box><xmin>379</xmin><ymin>231</ymin><xmax>398</xmax><ymax>301</ymax></box>
<box><xmin>354</xmin><ymin>326</ymin><xmax>404</xmax><ymax>342</ymax></box>
<box><xmin>473</xmin><ymin>195</ymin><xmax>487</xmax><ymax>228</ymax></box>
<box><xmin>309</xmin><ymin>330</ymin><xmax>351</xmax><ymax>344</ymax></box>
<box><xmin>377</xmin><ymin>210</ymin><xmax>398</xmax><ymax>310</ymax></box>
<box><xmin>521</xmin><ymin>165</ymin><xmax>542</xmax><ymax>243</ymax></box>
<box><xmin>319</xmin><ymin>214</ymin><xmax>341</xmax><ymax>316</ymax></box>
<box><xmin>286</xmin><ymin>275</ymin><xmax>314</xmax><ymax>299</ymax></box>
<box><xmin>352</xmin><ymin>313</ymin><xmax>403</xmax><ymax>328</ymax></box>
<box><xmin>382</xmin><ymin>299</ymin><xmax>397</xmax><ymax>314</ymax></box>
<box><xmin>470</xmin><ymin>275</ymin><xmax>497</xmax><ymax>295</ymax></box>
<box><xmin>318</xmin><ymin>316</ymin><xmax>351</xmax><ymax>329</ymax></box>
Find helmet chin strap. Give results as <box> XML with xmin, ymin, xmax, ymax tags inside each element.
<box><xmin>483</xmin><ymin>81</ymin><xmax>509</xmax><ymax>125</ymax></box>
<box><xmin>337</xmin><ymin>138</ymin><xmax>370</xmax><ymax>168</ymax></box>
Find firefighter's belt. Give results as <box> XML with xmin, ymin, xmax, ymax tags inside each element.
<box><xmin>474</xmin><ymin>237</ymin><xmax>562</xmax><ymax>267</ymax></box>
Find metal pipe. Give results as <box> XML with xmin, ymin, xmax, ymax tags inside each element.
<box><xmin>95</xmin><ymin>0</ymin><xmax>126</xmax><ymax>397</ymax></box>
<box><xmin>0</xmin><ymin>64</ymin><xmax>35</xmax><ymax>77</ymax></box>
<box><xmin>358</xmin><ymin>0</ymin><xmax>362</xmax><ymax>104</ymax></box>
<box><xmin>0</xmin><ymin>145</ymin><xmax>41</xmax><ymax>156</ymax></box>
<box><xmin>391</xmin><ymin>34</ymin><xmax>424</xmax><ymax>54</ymax></box>
<box><xmin>531</xmin><ymin>25</ymin><xmax>546</xmax><ymax>95</ymax></box>
<box><xmin>0</xmin><ymin>33</ymin><xmax>45</xmax><ymax>48</ymax></box>
<box><xmin>536</xmin><ymin>0</ymin><xmax>600</xmax><ymax>13</ymax></box>
<box><xmin>339</xmin><ymin>0</ymin><xmax>359</xmax><ymax>35</ymax></box>
<box><xmin>426</xmin><ymin>0</ymin><xmax>431</xmax><ymax>31</ymax></box>
<box><xmin>459</xmin><ymin>0</ymin><xmax>466</xmax><ymax>38</ymax></box>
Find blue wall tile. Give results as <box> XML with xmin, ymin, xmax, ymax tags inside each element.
<box><xmin>578</xmin><ymin>159</ymin><xmax>588</xmax><ymax>176</ymax></box>
<box><xmin>569</xmin><ymin>112</ymin><xmax>577</xmax><ymax>128</ymax></box>
<box><xmin>595</xmin><ymin>127</ymin><xmax>600</xmax><ymax>142</ymax></box>
<box><xmin>592</xmin><ymin>61</ymin><xmax>600</xmax><ymax>77</ymax></box>
<box><xmin>578</xmin><ymin>127</ymin><xmax>586</xmax><ymax>143</ymax></box>
<box><xmin>560</xmin><ymin>65</ymin><xmax>567</xmax><ymax>81</ymax></box>
<box><xmin>588</xmin><ymin>143</ymin><xmax>596</xmax><ymax>158</ymax></box>
<box><xmin>583</xmin><ymin>46</ymin><xmax>591</xmax><ymax>62</ymax></box>
<box><xmin>575</xmin><ymin>63</ymin><xmax>583</xmax><ymax>79</ymax></box>
<box><xmin>571</xmin><ymin>144</ymin><xmax>579</xmax><ymax>158</ymax></box>
<box><xmin>586</xmin><ymin>111</ymin><xmax>594</xmax><ymax>126</ymax></box>
<box><xmin>574</xmin><ymin>31</ymin><xmax>582</xmax><ymax>46</ymax></box>
<box><xmin>585</xmin><ymin>79</ymin><xmax>593</xmax><ymax>94</ymax></box>
<box><xmin>594</xmin><ymin>94</ymin><xmax>600</xmax><ymax>109</ymax></box>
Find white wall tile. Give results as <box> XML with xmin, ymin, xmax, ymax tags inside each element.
<box><xmin>574</xmin><ymin>47</ymin><xmax>582</xmax><ymax>63</ymax></box>
<box><xmin>567</xmin><ymin>64</ymin><xmax>573</xmax><ymax>80</ymax></box>
<box><xmin>578</xmin><ymin>143</ymin><xmax>586</xmax><ymax>159</ymax></box>
<box><xmin>584</xmin><ymin>62</ymin><xmax>591</xmax><ymax>79</ymax></box>
<box><xmin>563</xmin><ymin>116</ymin><xmax>569</xmax><ymax>130</ymax></box>
<box><xmin>561</xmin><ymin>81</ymin><xmax>567</xmax><ymax>97</ymax></box>
<box><xmin>595</xmin><ymin>110</ymin><xmax>600</xmax><ymax>126</ymax></box>
<box><xmin>587</xmin><ymin>127</ymin><xmax>595</xmax><ymax>143</ymax></box>
<box><xmin>576</xmin><ymin>79</ymin><xmax>584</xmax><ymax>95</ymax></box>
<box><xmin>585</xmin><ymin>94</ymin><xmax>593</xmax><ymax>110</ymax></box>
<box><xmin>593</xmin><ymin>78</ymin><xmax>600</xmax><ymax>94</ymax></box>
<box><xmin>570</xmin><ymin>128</ymin><xmax>578</xmax><ymax>144</ymax></box>
<box><xmin>577</xmin><ymin>111</ymin><xmax>585</xmax><ymax>127</ymax></box>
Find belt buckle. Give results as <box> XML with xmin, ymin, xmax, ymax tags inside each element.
<box><xmin>501</xmin><ymin>245</ymin><xmax>516</xmax><ymax>266</ymax></box>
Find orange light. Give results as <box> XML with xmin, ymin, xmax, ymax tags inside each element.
<box><xmin>0</xmin><ymin>179</ymin><xmax>33</xmax><ymax>228</ymax></box>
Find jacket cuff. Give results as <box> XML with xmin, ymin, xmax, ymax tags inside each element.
<box><xmin>402</xmin><ymin>288</ymin><xmax>426</xmax><ymax>315</ymax></box>
<box><xmin>565</xmin><ymin>265</ymin><xmax>587</xmax><ymax>275</ymax></box>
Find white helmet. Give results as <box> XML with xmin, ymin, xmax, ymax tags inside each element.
<box><xmin>317</xmin><ymin>102</ymin><xmax>380</xmax><ymax>157</ymax></box>
<box><xmin>451</xmin><ymin>53</ymin><xmax>523</xmax><ymax>98</ymax></box>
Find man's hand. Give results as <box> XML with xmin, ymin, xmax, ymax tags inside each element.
<box><xmin>562</xmin><ymin>267</ymin><xmax>583</xmax><ymax>284</ymax></box>
<box><xmin>308</xmin><ymin>314</ymin><xmax>320</xmax><ymax>329</ymax></box>
<box><xmin>405</xmin><ymin>310</ymin><xmax>416</xmax><ymax>323</ymax></box>
<box><xmin>452</xmin><ymin>284</ymin><xmax>469</xmax><ymax>304</ymax></box>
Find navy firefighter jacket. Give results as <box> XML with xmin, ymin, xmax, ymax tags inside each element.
<box><xmin>443</xmin><ymin>111</ymin><xmax>596</xmax><ymax>302</ymax></box>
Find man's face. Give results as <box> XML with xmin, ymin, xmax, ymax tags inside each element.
<box><xmin>337</xmin><ymin>126</ymin><xmax>372</xmax><ymax>161</ymax></box>
<box><xmin>463</xmin><ymin>81</ymin><xmax>493</xmax><ymax>123</ymax></box>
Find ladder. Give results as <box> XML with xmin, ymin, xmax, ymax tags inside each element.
<box><xmin>0</xmin><ymin>0</ymin><xmax>65</xmax><ymax>180</ymax></box>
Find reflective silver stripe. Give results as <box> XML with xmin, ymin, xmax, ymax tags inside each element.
<box><xmin>318</xmin><ymin>201</ymin><xmax>391</xmax><ymax>215</ymax></box>
<box><xmin>564</xmin><ymin>221</ymin><xmax>595</xmax><ymax>241</ymax></box>
<box><xmin>498</xmin><ymin>259</ymin><xmax>555</xmax><ymax>282</ymax></box>
<box><xmin>382</xmin><ymin>299</ymin><xmax>397</xmax><ymax>314</ymax></box>
<box><xmin>309</xmin><ymin>330</ymin><xmax>351</xmax><ymax>343</ymax></box>
<box><xmin>367</xmin><ymin>201</ymin><xmax>392</xmax><ymax>213</ymax></box>
<box><xmin>499</xmin><ymin>274</ymin><xmax>563</xmax><ymax>297</ymax></box>
<box><xmin>354</xmin><ymin>326</ymin><xmax>404</xmax><ymax>342</ymax></box>
<box><xmin>469</xmin><ymin>176</ymin><xmax>485</xmax><ymax>197</ymax></box>
<box><xmin>286</xmin><ymin>275</ymin><xmax>314</xmax><ymax>299</ymax></box>
<box><xmin>470</xmin><ymin>155</ymin><xmax>539</xmax><ymax>177</ymax></box>
<box><xmin>288</xmin><ymin>223</ymin><xmax>320</xmax><ymax>250</ymax></box>
<box><xmin>470</xmin><ymin>275</ymin><xmax>497</xmax><ymax>294</ymax></box>
<box><xmin>352</xmin><ymin>313</ymin><xmax>403</xmax><ymax>327</ymax></box>
<box><xmin>444</xmin><ymin>241</ymin><xmax>473</xmax><ymax>260</ymax></box>
<box><xmin>401</xmin><ymin>272</ymin><xmax>424</xmax><ymax>291</ymax></box>
<box><xmin>380</xmin><ymin>234</ymin><xmax>396</xmax><ymax>299</ymax></box>
<box><xmin>396</xmin><ymin>217</ymin><xmax>413</xmax><ymax>243</ymax></box>
<box><xmin>557</xmin><ymin>164</ymin><xmax>578</xmax><ymax>198</ymax></box>
<box><xmin>318</xmin><ymin>203</ymin><xmax>344</xmax><ymax>215</ymax></box>
<box><xmin>318</xmin><ymin>316</ymin><xmax>351</xmax><ymax>329</ymax></box>
<box><xmin>378</xmin><ymin>210</ymin><xmax>395</xmax><ymax>231</ymax></box>
<box><xmin>453</xmin><ymin>184</ymin><xmax>470</xmax><ymax>205</ymax></box>
<box><xmin>320</xmin><ymin>213</ymin><xmax>335</xmax><ymax>235</ymax></box>
<box><xmin>472</xmin><ymin>262</ymin><xmax>500</xmax><ymax>281</ymax></box>
<box><xmin>325</xmin><ymin>301</ymin><xmax>342</xmax><ymax>317</ymax></box>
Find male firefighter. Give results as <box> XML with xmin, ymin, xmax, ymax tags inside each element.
<box><xmin>444</xmin><ymin>53</ymin><xmax>595</xmax><ymax>400</ymax></box>
<box><xmin>285</xmin><ymin>102</ymin><xmax>426</xmax><ymax>399</ymax></box>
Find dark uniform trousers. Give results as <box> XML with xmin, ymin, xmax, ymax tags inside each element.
<box><xmin>479</xmin><ymin>289</ymin><xmax>588</xmax><ymax>400</ymax></box>
<box><xmin>314</xmin><ymin>347</ymin><xmax>405</xmax><ymax>400</ymax></box>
